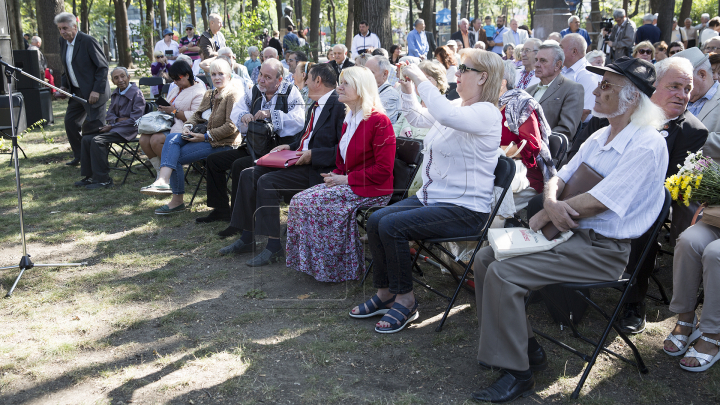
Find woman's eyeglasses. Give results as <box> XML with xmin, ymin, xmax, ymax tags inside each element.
<box><xmin>155</xmin><ymin>56</ymin><xmax>164</xmax><ymax>59</ymax></box>
<box><xmin>598</xmin><ymin>80</ymin><xmax>624</xmax><ymax>91</ymax></box>
<box><xmin>668</xmin><ymin>49</ymin><xmax>681</xmax><ymax>55</ymax></box>
<box><xmin>636</xmin><ymin>49</ymin><xmax>653</xmax><ymax>55</ymax></box>
<box><xmin>186</xmin><ymin>28</ymin><xmax>193</xmax><ymax>31</ymax></box>
<box><xmin>458</xmin><ymin>64</ymin><xmax>483</xmax><ymax>74</ymax></box>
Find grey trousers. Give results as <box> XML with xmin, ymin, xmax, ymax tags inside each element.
<box><xmin>670</xmin><ymin>222</ymin><xmax>720</xmax><ymax>334</ymax></box>
<box><xmin>473</xmin><ymin>229</ymin><xmax>630</xmax><ymax>371</ymax></box>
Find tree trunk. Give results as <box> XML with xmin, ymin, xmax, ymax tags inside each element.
<box><xmin>345</xmin><ymin>0</ymin><xmax>354</xmax><ymax>50</ymax></box>
<box><xmin>628</xmin><ymin>0</ymin><xmax>640</xmax><ymax>19</ymax></box>
<box><xmin>622</xmin><ymin>0</ymin><xmax>629</xmax><ymax>14</ymax></box>
<box><xmin>474</xmin><ymin>0</ymin><xmax>478</xmax><ymax>21</ymax></box>
<box><xmin>355</xmin><ymin>0</ymin><xmax>391</xmax><ymax>50</ymax></box>
<box><xmin>451</xmin><ymin>0</ymin><xmax>457</xmax><ymax>33</ymax></box>
<box><xmin>188</xmin><ymin>0</ymin><xmax>195</xmax><ymax>27</ymax></box>
<box><xmin>528</xmin><ymin>0</ymin><xmax>535</xmax><ymax>29</ymax></box>
<box><xmin>275</xmin><ymin>0</ymin><xmax>283</xmax><ymax>31</ymax></box>
<box><xmin>328</xmin><ymin>0</ymin><xmax>337</xmax><ymax>45</ymax></box>
<box><xmin>113</xmin><ymin>0</ymin><xmax>132</xmax><ymax>67</ymax></box>
<box><xmin>649</xmin><ymin>0</ymin><xmax>660</xmax><ymax>14</ymax></box>
<box><xmin>146</xmin><ymin>0</ymin><xmax>155</xmax><ymax>58</ymax></box>
<box><xmin>158</xmin><ymin>0</ymin><xmax>168</xmax><ymax>30</ymax></box>
<box><xmin>421</xmin><ymin>0</ymin><xmax>432</xmax><ymax>29</ymax></box>
<box><xmin>309</xmin><ymin>0</ymin><xmax>321</xmax><ymax>61</ymax></box>
<box><xmin>7</xmin><ymin>0</ymin><xmax>23</xmax><ymax>50</ymax></box>
<box><xmin>200</xmin><ymin>0</ymin><xmax>208</xmax><ymax>31</ymax></box>
<box><xmin>461</xmin><ymin>0</ymin><xmax>468</xmax><ymax>20</ymax></box>
<box><xmin>80</xmin><ymin>0</ymin><xmax>92</xmax><ymax>33</ymax></box>
<box><xmin>408</xmin><ymin>0</ymin><xmax>413</xmax><ymax>33</ymax></box>
<box><xmin>678</xmin><ymin>0</ymin><xmax>692</xmax><ymax>25</ymax></box>
<box><xmin>251</xmin><ymin>0</ymin><xmax>258</xmax><ymax>11</ymax></box>
<box><xmin>295</xmin><ymin>0</ymin><xmax>303</xmax><ymax>30</ymax></box>
<box><xmin>657</xmin><ymin>0</ymin><xmax>675</xmax><ymax>43</ymax></box>
<box><xmin>36</xmin><ymin>0</ymin><xmax>65</xmax><ymax>85</ymax></box>
<box><xmin>73</xmin><ymin>0</ymin><xmax>77</xmax><ymax>15</ymax></box>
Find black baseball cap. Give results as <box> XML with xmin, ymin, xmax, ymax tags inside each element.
<box><xmin>586</xmin><ymin>56</ymin><xmax>656</xmax><ymax>98</ymax></box>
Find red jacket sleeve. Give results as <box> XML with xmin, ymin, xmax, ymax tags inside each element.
<box><xmin>516</xmin><ymin>111</ymin><xmax>542</xmax><ymax>169</ymax></box>
<box><xmin>347</xmin><ymin>115</ymin><xmax>396</xmax><ymax>188</ymax></box>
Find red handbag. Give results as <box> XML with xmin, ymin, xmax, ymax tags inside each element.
<box><xmin>256</xmin><ymin>150</ymin><xmax>302</xmax><ymax>168</ymax></box>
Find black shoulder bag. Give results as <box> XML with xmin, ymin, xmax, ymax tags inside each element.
<box><xmin>246</xmin><ymin>85</ymin><xmax>292</xmax><ymax>159</ymax></box>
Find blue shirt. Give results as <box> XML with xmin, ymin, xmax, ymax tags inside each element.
<box><xmin>688</xmin><ymin>81</ymin><xmax>719</xmax><ymax>117</ymax></box>
<box><xmin>407</xmin><ymin>29</ymin><xmax>429</xmax><ymax>58</ymax></box>
<box><xmin>483</xmin><ymin>25</ymin><xmax>496</xmax><ymax>38</ymax></box>
<box><xmin>634</xmin><ymin>24</ymin><xmax>661</xmax><ymax>45</ymax></box>
<box><xmin>560</xmin><ymin>27</ymin><xmax>592</xmax><ymax>46</ymax></box>
<box><xmin>491</xmin><ymin>26</ymin><xmax>508</xmax><ymax>54</ymax></box>
<box><xmin>283</xmin><ymin>32</ymin><xmax>300</xmax><ymax>51</ymax></box>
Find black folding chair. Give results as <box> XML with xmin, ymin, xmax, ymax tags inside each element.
<box><xmin>161</xmin><ymin>84</ymin><xmax>171</xmax><ymax>98</ymax></box>
<box><xmin>548</xmin><ymin>132</ymin><xmax>568</xmax><ymax>169</ymax></box>
<box><xmin>184</xmin><ymin>159</ymin><xmax>208</xmax><ymax>208</ymax></box>
<box><xmin>528</xmin><ymin>189</ymin><xmax>671</xmax><ymax>399</ymax></box>
<box><xmin>138</xmin><ymin>77</ymin><xmax>165</xmax><ymax>101</ymax></box>
<box><xmin>358</xmin><ymin>138</ymin><xmax>424</xmax><ymax>283</ymax></box>
<box><xmin>108</xmin><ymin>103</ymin><xmax>157</xmax><ymax>185</ymax></box>
<box><xmin>0</xmin><ymin>94</ymin><xmax>27</xmax><ymax>165</ymax></box>
<box><xmin>409</xmin><ymin>155</ymin><xmax>516</xmax><ymax>331</ymax></box>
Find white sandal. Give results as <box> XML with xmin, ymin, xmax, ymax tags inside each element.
<box><xmin>680</xmin><ymin>335</ymin><xmax>720</xmax><ymax>372</ymax></box>
<box><xmin>663</xmin><ymin>316</ymin><xmax>701</xmax><ymax>357</ymax></box>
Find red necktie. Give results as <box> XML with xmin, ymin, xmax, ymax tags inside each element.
<box><xmin>297</xmin><ymin>101</ymin><xmax>319</xmax><ymax>151</ymax></box>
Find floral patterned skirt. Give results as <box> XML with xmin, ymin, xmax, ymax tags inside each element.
<box><xmin>286</xmin><ymin>184</ymin><xmax>391</xmax><ymax>282</ymax></box>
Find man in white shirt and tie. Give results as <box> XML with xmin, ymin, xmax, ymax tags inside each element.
<box><xmin>560</xmin><ymin>33</ymin><xmax>601</xmax><ymax>124</ymax></box>
<box><xmin>54</xmin><ymin>12</ymin><xmax>111</xmax><ymax>166</ymax></box>
<box><xmin>471</xmin><ymin>56</ymin><xmax>669</xmax><ymax>403</ymax></box>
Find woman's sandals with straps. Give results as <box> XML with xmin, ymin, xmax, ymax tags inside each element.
<box><xmin>349</xmin><ymin>294</ymin><xmax>396</xmax><ymax>318</ymax></box>
<box><xmin>680</xmin><ymin>335</ymin><xmax>720</xmax><ymax>372</ymax></box>
<box><xmin>663</xmin><ymin>317</ymin><xmax>701</xmax><ymax>357</ymax></box>
<box><xmin>375</xmin><ymin>301</ymin><xmax>419</xmax><ymax>334</ymax></box>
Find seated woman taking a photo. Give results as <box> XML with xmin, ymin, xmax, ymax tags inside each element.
<box><xmin>285</xmin><ymin>66</ymin><xmax>396</xmax><ymax>283</ymax></box>
<box><xmin>349</xmin><ymin>49</ymin><xmax>504</xmax><ymax>334</ymax></box>
<box><xmin>139</xmin><ymin>61</ymin><xmax>206</xmax><ymax>174</ymax></box>
<box><xmin>140</xmin><ymin>59</ymin><xmax>244</xmax><ymax>215</ymax></box>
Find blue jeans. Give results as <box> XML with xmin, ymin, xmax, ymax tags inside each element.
<box><xmin>367</xmin><ymin>196</ymin><xmax>489</xmax><ymax>294</ymax></box>
<box><xmin>160</xmin><ymin>133</ymin><xmax>231</xmax><ymax>194</ymax></box>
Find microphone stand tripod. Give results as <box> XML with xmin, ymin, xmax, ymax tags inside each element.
<box><xmin>0</xmin><ymin>56</ymin><xmax>87</xmax><ymax>298</ymax></box>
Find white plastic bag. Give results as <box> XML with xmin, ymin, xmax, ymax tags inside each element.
<box><xmin>488</xmin><ymin>227</ymin><xmax>573</xmax><ymax>261</ymax></box>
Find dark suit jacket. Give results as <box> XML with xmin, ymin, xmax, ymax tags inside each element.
<box><xmin>58</xmin><ymin>31</ymin><xmax>110</xmax><ymax>105</ymax></box>
<box><xmin>568</xmin><ymin>110</ymin><xmax>708</xmax><ymax>178</ymax></box>
<box><xmin>450</xmin><ymin>30</ymin><xmax>476</xmax><ymax>49</ymax></box>
<box><xmin>329</xmin><ymin>59</ymin><xmax>355</xmax><ymax>80</ymax></box>
<box><xmin>268</xmin><ymin>37</ymin><xmax>283</xmax><ymax>58</ymax></box>
<box><xmin>425</xmin><ymin>31</ymin><xmax>437</xmax><ymax>59</ymax></box>
<box><xmin>288</xmin><ymin>90</ymin><xmax>346</xmax><ymax>185</ymax></box>
<box><xmin>526</xmin><ymin>74</ymin><xmax>584</xmax><ymax>139</ymax></box>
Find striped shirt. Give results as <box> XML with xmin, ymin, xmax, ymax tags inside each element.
<box><xmin>557</xmin><ymin>121</ymin><xmax>669</xmax><ymax>239</ymax></box>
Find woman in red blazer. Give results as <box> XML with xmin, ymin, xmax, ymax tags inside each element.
<box><xmin>286</xmin><ymin>67</ymin><xmax>396</xmax><ymax>283</ymax></box>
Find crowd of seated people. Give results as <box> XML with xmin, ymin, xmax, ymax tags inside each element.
<box><xmin>60</xmin><ymin>14</ymin><xmax>720</xmax><ymax>400</ymax></box>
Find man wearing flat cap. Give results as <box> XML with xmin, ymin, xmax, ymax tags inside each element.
<box><xmin>470</xmin><ymin>57</ymin><xmax>669</xmax><ymax>403</ymax></box>
<box><xmin>674</xmin><ymin>47</ymin><xmax>720</xmax><ymax>134</ymax></box>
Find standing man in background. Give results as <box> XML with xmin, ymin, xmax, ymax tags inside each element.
<box><xmin>608</xmin><ymin>9</ymin><xmax>635</xmax><ymax>61</ymax></box>
<box><xmin>451</xmin><ymin>18</ymin><xmax>476</xmax><ymax>49</ymax></box>
<box><xmin>561</xmin><ymin>15</ymin><xmax>592</xmax><ymax>52</ymax></box>
<box><xmin>54</xmin><ymin>12</ymin><xmax>111</xmax><ymax>167</ymax></box>
<box><xmin>283</xmin><ymin>25</ymin><xmax>300</xmax><ymax>55</ymax></box>
<box><xmin>351</xmin><ymin>21</ymin><xmax>381</xmax><ymax>59</ymax></box>
<box><xmin>179</xmin><ymin>24</ymin><xmax>202</xmax><ymax>64</ymax></box>
<box><xmin>489</xmin><ymin>15</ymin><xmax>508</xmax><ymax>55</ymax></box>
<box><xmin>198</xmin><ymin>13</ymin><xmax>226</xmax><ymax>60</ymax></box>
<box><xmin>502</xmin><ymin>18</ymin><xmax>528</xmax><ymax>47</ymax></box>
<box><xmin>407</xmin><ymin>19</ymin><xmax>429</xmax><ymax>59</ymax></box>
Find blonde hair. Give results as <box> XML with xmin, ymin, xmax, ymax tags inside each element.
<box><xmin>208</xmin><ymin>59</ymin><xmax>239</xmax><ymax>98</ymax></box>
<box><xmin>633</xmin><ymin>41</ymin><xmax>656</xmax><ymax>59</ymax></box>
<box><xmin>339</xmin><ymin>66</ymin><xmax>385</xmax><ymax>120</ymax></box>
<box><xmin>514</xmin><ymin>44</ymin><xmax>523</xmax><ymax>61</ymax></box>
<box><xmin>458</xmin><ymin>48</ymin><xmax>504</xmax><ymax>107</ymax></box>
<box><xmin>418</xmin><ymin>61</ymin><xmax>449</xmax><ymax>94</ymax></box>
<box><xmin>153</xmin><ymin>50</ymin><xmax>164</xmax><ymax>58</ymax></box>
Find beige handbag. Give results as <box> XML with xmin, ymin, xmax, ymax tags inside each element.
<box><xmin>691</xmin><ymin>203</ymin><xmax>720</xmax><ymax>228</ymax></box>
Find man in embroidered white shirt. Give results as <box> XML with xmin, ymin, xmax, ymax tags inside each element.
<box><xmin>471</xmin><ymin>57</ymin><xmax>668</xmax><ymax>403</ymax></box>
<box><xmin>560</xmin><ymin>33</ymin><xmax>601</xmax><ymax>123</ymax></box>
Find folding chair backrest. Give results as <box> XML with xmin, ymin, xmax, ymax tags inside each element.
<box><xmin>197</xmin><ymin>75</ymin><xmax>210</xmax><ymax>87</ymax></box>
<box><xmin>389</xmin><ymin>138</ymin><xmax>423</xmax><ymax>204</ymax></box>
<box><xmin>627</xmin><ymin>189</ymin><xmax>672</xmax><ymax>279</ymax></box>
<box><xmin>144</xmin><ymin>102</ymin><xmax>158</xmax><ymax>114</ymax></box>
<box><xmin>139</xmin><ymin>77</ymin><xmax>165</xmax><ymax>87</ymax></box>
<box><xmin>549</xmin><ymin>132</ymin><xmax>568</xmax><ymax>168</ymax></box>
<box><xmin>161</xmin><ymin>84</ymin><xmax>171</xmax><ymax>97</ymax></box>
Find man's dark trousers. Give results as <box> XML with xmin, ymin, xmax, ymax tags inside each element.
<box><xmin>65</xmin><ymin>85</ymin><xmax>108</xmax><ymax>160</ymax></box>
<box><xmin>205</xmin><ymin>147</ymin><xmax>254</xmax><ymax>212</ymax></box>
<box><xmin>79</xmin><ymin>131</ymin><xmax>126</xmax><ymax>182</ymax></box>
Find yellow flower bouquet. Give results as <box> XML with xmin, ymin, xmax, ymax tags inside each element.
<box><xmin>665</xmin><ymin>151</ymin><xmax>720</xmax><ymax>207</ymax></box>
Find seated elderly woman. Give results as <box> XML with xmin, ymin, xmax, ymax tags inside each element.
<box><xmin>503</xmin><ymin>43</ymin><xmax>515</xmax><ymax>61</ymax></box>
<box><xmin>663</xmin><ymin>221</ymin><xmax>720</xmax><ymax>372</ymax></box>
<box><xmin>654</xmin><ymin>41</ymin><xmax>669</xmax><ymax>61</ymax></box>
<box><xmin>139</xmin><ymin>61</ymin><xmax>206</xmax><ymax>174</ymax></box>
<box><xmin>285</xmin><ymin>67</ymin><xmax>395</xmax><ymax>282</ymax></box>
<box><xmin>497</xmin><ymin>60</ymin><xmax>555</xmax><ymax>215</ymax></box>
<box><xmin>349</xmin><ymin>49</ymin><xmax>504</xmax><ymax>333</ymax></box>
<box><xmin>150</xmin><ymin>50</ymin><xmax>170</xmax><ymax>97</ymax></box>
<box><xmin>140</xmin><ymin>59</ymin><xmax>244</xmax><ymax>214</ymax></box>
<box><xmin>585</xmin><ymin>49</ymin><xmax>606</xmax><ymax>67</ymax></box>
<box><xmin>75</xmin><ymin>67</ymin><xmax>145</xmax><ymax>189</ymax></box>
<box><xmin>633</xmin><ymin>41</ymin><xmax>656</xmax><ymax>63</ymax></box>
<box><xmin>668</xmin><ymin>41</ymin><xmax>685</xmax><ymax>56</ymax></box>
